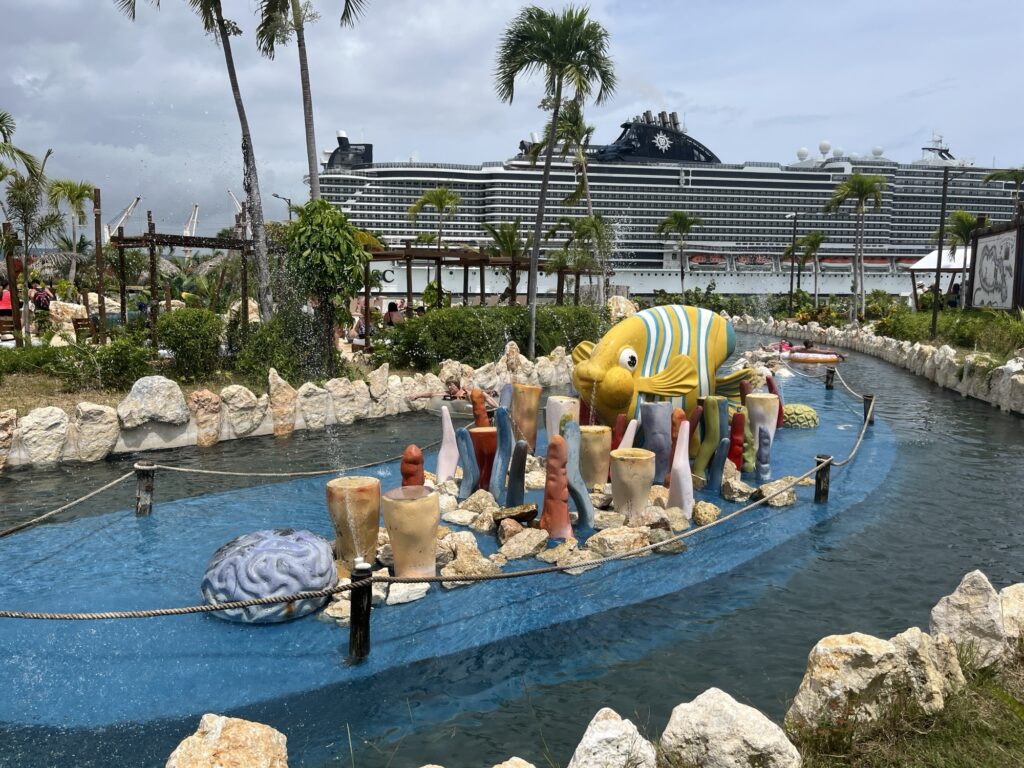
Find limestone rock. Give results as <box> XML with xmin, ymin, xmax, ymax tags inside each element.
<box><xmin>493</xmin><ymin>503</ymin><xmax>538</xmax><ymax>524</ymax></box>
<box><xmin>692</xmin><ymin>501</ymin><xmax>722</xmax><ymax>526</ymax></box>
<box><xmin>535</xmin><ymin>356</ymin><xmax>556</xmax><ymax>387</ymax></box>
<box><xmin>460</xmin><ymin>489</ymin><xmax>499</xmax><ymax>516</ymax></box>
<box><xmin>165</xmin><ymin>713</ymin><xmax>287</xmax><ymax>768</ymax></box>
<box><xmin>661</xmin><ymin>688</ymin><xmax>800</xmax><ymax>768</ymax></box>
<box><xmin>321</xmin><ymin>599</ymin><xmax>352</xmax><ymax>626</ymax></box>
<box><xmin>722</xmin><ymin>475</ymin><xmax>757</xmax><ymax>502</ymax></box>
<box><xmin>469</xmin><ymin>510</ymin><xmax>496</xmax><ymax>534</ymax></box>
<box><xmin>0</xmin><ymin>409</ymin><xmax>16</xmax><ymax>470</ymax></box>
<box><xmin>187</xmin><ymin>389</ymin><xmax>222</xmax><ymax>448</ymax></box>
<box><xmin>437</xmin><ymin>479</ymin><xmax>460</xmax><ymax>497</ymax></box>
<box><xmin>558</xmin><ymin>548</ymin><xmax>601</xmax><ymax>575</ymax></box>
<box><xmin>1000</xmin><ymin>583</ymin><xmax>1024</xmax><ymax>641</ymax></box>
<box><xmin>367</xmin><ymin>364</ymin><xmax>389</xmax><ymax>401</ymax></box>
<box><xmin>117</xmin><ymin>376</ymin><xmax>189</xmax><ymax>429</ymax></box>
<box><xmin>566</xmin><ymin>707</ymin><xmax>656</xmax><ymax>768</ymax></box>
<box><xmin>647</xmin><ymin>485</ymin><xmax>669</xmax><ymax>508</ymax></box>
<box><xmin>497</xmin><ymin>518</ymin><xmax>524</xmax><ymax>545</ymax></box>
<box><xmin>606</xmin><ymin>295</ymin><xmax>639</xmax><ymax>323</ymax></box>
<box><xmin>385</xmin><ymin>375</ymin><xmax>407</xmax><ymax>416</ymax></box>
<box><xmin>18</xmin><ymin>407</ymin><xmax>69</xmax><ymax>465</ymax></box>
<box><xmin>649</xmin><ymin>528</ymin><xmax>686</xmax><ymax>554</ymax></box>
<box><xmin>593</xmin><ymin>511</ymin><xmax>626</xmax><ymax>530</ymax></box>
<box><xmin>489</xmin><ymin>552</ymin><xmax>509</xmax><ymax>567</ymax></box>
<box><xmin>296</xmin><ymin>382</ymin><xmax>330</xmax><ymax>430</ymax></box>
<box><xmin>590</xmin><ymin>492</ymin><xmax>614</xmax><ymax>510</ymax></box>
<box><xmin>48</xmin><ymin>300</ymin><xmax>86</xmax><ymax>326</ymax></box>
<box><xmin>438</xmin><ymin>493</ymin><xmax>458</xmax><ymax>514</ymax></box>
<box><xmin>628</xmin><ymin>506</ymin><xmax>671</xmax><ymax>531</ymax></box>
<box><xmin>441</xmin><ymin>509</ymin><xmax>478</xmax><ymax>526</ymax></box>
<box><xmin>537</xmin><ymin>538</ymin><xmax>577</xmax><ymax>564</ymax></box>
<box><xmin>268</xmin><ymin>369</ymin><xmax>297</xmax><ymax>437</ymax></box>
<box><xmin>220</xmin><ymin>385</ymin><xmax>267</xmax><ymax>436</ymax></box>
<box><xmin>387</xmin><ymin>582</ymin><xmax>431</xmax><ymax>605</ymax></box>
<box><xmin>499</xmin><ymin>528</ymin><xmax>549</xmax><ymax>560</ymax></box>
<box><xmin>525</xmin><ymin>468</ymin><xmax>546</xmax><ymax>490</ymax></box>
<box><xmin>929</xmin><ymin>570</ymin><xmax>1008</xmax><ymax>667</ymax></box>
<box><xmin>664</xmin><ymin>506</ymin><xmax>691</xmax><ymax>532</ymax></box>
<box><xmin>525</xmin><ymin>454</ymin><xmax>545</xmax><ymax>473</ymax></box>
<box><xmin>325</xmin><ymin>378</ymin><xmax>359</xmax><ymax>424</ymax></box>
<box><xmin>755</xmin><ymin>478</ymin><xmax>797</xmax><ymax>507</ymax></box>
<box><xmin>65</xmin><ymin>402</ymin><xmax>119</xmax><ymax>462</ymax></box>
<box><xmin>376</xmin><ymin>529</ymin><xmax>393</xmax><ymax>568</ymax></box>
<box><xmin>440</xmin><ymin>536</ymin><xmax>501</xmax><ymax>588</ymax></box>
<box><xmin>891</xmin><ymin>627</ymin><xmax>965</xmax><ymax>714</ymax></box>
<box><xmin>493</xmin><ymin>759</ymin><xmax>536</xmax><ymax>768</ymax></box>
<box><xmin>585</xmin><ymin>526</ymin><xmax>650</xmax><ymax>558</ymax></box>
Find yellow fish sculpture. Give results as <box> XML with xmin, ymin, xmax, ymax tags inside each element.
<box><xmin>572</xmin><ymin>305</ymin><xmax>752</xmax><ymax>426</ymax></box>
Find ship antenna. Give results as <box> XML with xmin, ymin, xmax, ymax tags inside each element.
<box><xmin>681</xmin><ymin>112</ymin><xmax>688</xmax><ymax>134</ymax></box>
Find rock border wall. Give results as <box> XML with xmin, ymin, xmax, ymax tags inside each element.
<box><xmin>731</xmin><ymin>314</ymin><xmax>1024</xmax><ymax>416</ymax></box>
<box><xmin>0</xmin><ymin>344</ymin><xmax>574</xmax><ymax>471</ymax></box>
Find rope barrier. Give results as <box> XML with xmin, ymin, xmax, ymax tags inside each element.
<box><xmin>0</xmin><ymin>471</ymin><xmax>136</xmax><ymax>540</ymax></box>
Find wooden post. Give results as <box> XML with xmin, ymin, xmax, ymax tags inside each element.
<box><xmin>404</xmin><ymin>241</ymin><xmax>413</xmax><ymax>317</ymax></box>
<box><xmin>92</xmin><ymin>188</ymin><xmax>107</xmax><ymax>343</ymax></box>
<box><xmin>348</xmin><ymin>559</ymin><xmax>373</xmax><ymax>662</ymax></box>
<box><xmin>573</xmin><ymin>270</ymin><xmax>581</xmax><ymax>305</ymax></box>
<box><xmin>814</xmin><ymin>454</ymin><xmax>831</xmax><ymax>503</ymax></box>
<box><xmin>2</xmin><ymin>222</ymin><xmax>23</xmax><ymax>347</ymax></box>
<box><xmin>117</xmin><ymin>226</ymin><xmax>127</xmax><ymax>325</ymax></box>
<box><xmin>910</xmin><ymin>270</ymin><xmax>920</xmax><ymax>311</ymax></box>
<box><xmin>362</xmin><ymin>259</ymin><xmax>371</xmax><ymax>349</ymax></box>
<box><xmin>135</xmin><ymin>462</ymin><xmax>155</xmax><ymax>516</ymax></box>
<box><xmin>479</xmin><ymin>260</ymin><xmax>486</xmax><ymax>304</ymax></box>
<box><xmin>509</xmin><ymin>259</ymin><xmax>517</xmax><ymax>306</ymax></box>
<box><xmin>434</xmin><ymin>256</ymin><xmax>443</xmax><ymax>309</ymax></box>
<box><xmin>863</xmin><ymin>394</ymin><xmax>875</xmax><ymax>425</ymax></box>
<box><xmin>147</xmin><ymin>212</ymin><xmax>158</xmax><ymax>348</ymax></box>
<box><xmin>825</xmin><ymin>366</ymin><xmax>835</xmax><ymax>390</ymax></box>
<box><xmin>462</xmin><ymin>259</ymin><xmax>469</xmax><ymax>306</ymax></box>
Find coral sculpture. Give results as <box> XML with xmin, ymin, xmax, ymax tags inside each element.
<box><xmin>401</xmin><ymin>444</ymin><xmax>424</xmax><ymax>486</ymax></box>
<box><xmin>782</xmin><ymin>403</ymin><xmax>820</xmax><ymax>429</ymax></box>
<box><xmin>539</xmin><ymin>435</ymin><xmax>573</xmax><ymax>539</ymax></box>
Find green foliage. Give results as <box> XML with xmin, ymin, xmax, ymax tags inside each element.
<box><xmin>0</xmin><ymin>345</ymin><xmax>61</xmax><ymax>379</ymax></box>
<box><xmin>46</xmin><ymin>336</ymin><xmax>153</xmax><ymax>391</ymax></box>
<box><xmin>285</xmin><ymin>200</ymin><xmax>368</xmax><ymax>301</ymax></box>
<box><xmin>371</xmin><ymin>304</ymin><xmax>608</xmax><ymax>370</ymax></box>
<box><xmin>422</xmin><ymin>280</ymin><xmax>452</xmax><ymax>309</ymax></box>
<box><xmin>156</xmin><ymin>307</ymin><xmax>223</xmax><ymax>381</ymax></box>
<box><xmin>650</xmin><ymin>282</ymin><xmax>758</xmax><ymax>316</ymax></box>
<box><xmin>864</xmin><ymin>289</ymin><xmax>901</xmax><ymax>320</ymax></box>
<box><xmin>875</xmin><ymin>305</ymin><xmax>1024</xmax><ymax>359</ymax></box>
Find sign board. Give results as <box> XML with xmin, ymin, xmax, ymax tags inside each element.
<box><xmin>970</xmin><ymin>227</ymin><xmax>1020</xmax><ymax>310</ymax></box>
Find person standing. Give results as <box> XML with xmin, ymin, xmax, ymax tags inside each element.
<box><xmin>0</xmin><ymin>280</ymin><xmax>12</xmax><ymax>318</ymax></box>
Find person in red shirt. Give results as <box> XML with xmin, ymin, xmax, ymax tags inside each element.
<box><xmin>0</xmin><ymin>280</ymin><xmax>13</xmax><ymax>317</ymax></box>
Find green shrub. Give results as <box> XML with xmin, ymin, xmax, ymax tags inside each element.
<box><xmin>0</xmin><ymin>345</ymin><xmax>61</xmax><ymax>377</ymax></box>
<box><xmin>371</xmin><ymin>304</ymin><xmax>607</xmax><ymax>370</ymax></box>
<box><xmin>156</xmin><ymin>308</ymin><xmax>223</xmax><ymax>381</ymax></box>
<box><xmin>875</xmin><ymin>305</ymin><xmax>1024</xmax><ymax>360</ymax></box>
<box><xmin>47</xmin><ymin>337</ymin><xmax>153</xmax><ymax>391</ymax></box>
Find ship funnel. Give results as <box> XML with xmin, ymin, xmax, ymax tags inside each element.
<box><xmin>644</xmin><ymin>110</ymin><xmax>654</xmax><ymax>123</ymax></box>
<box><xmin>669</xmin><ymin>111</ymin><xmax>680</xmax><ymax>130</ymax></box>
<box><xmin>337</xmin><ymin>130</ymin><xmax>347</xmax><ymax>139</ymax></box>
<box><xmin>530</xmin><ymin>131</ymin><xmax>540</xmax><ymax>144</ymax></box>
<box><xmin>659</xmin><ymin>111</ymin><xmax>669</xmax><ymax>126</ymax></box>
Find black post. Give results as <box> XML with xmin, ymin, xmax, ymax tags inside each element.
<box><xmin>863</xmin><ymin>394</ymin><xmax>875</xmax><ymax>426</ymax></box>
<box><xmin>117</xmin><ymin>226</ymin><xmax>127</xmax><ymax>325</ymax></box>
<box><xmin>787</xmin><ymin>212</ymin><xmax>798</xmax><ymax>316</ymax></box>
<box><xmin>814</xmin><ymin>454</ymin><xmax>831</xmax><ymax>503</ymax></box>
<box><xmin>825</xmin><ymin>366</ymin><xmax>836</xmax><ymax>390</ymax></box>
<box><xmin>930</xmin><ymin>167</ymin><xmax>950</xmax><ymax>338</ymax></box>
<box><xmin>93</xmin><ymin>188</ymin><xmax>107</xmax><ymax>343</ymax></box>
<box><xmin>435</xmin><ymin>256</ymin><xmax>443</xmax><ymax>309</ymax></box>
<box><xmin>135</xmin><ymin>462</ymin><xmax>155</xmax><ymax>516</ymax></box>
<box><xmin>462</xmin><ymin>260</ymin><xmax>469</xmax><ymax>306</ymax></box>
<box><xmin>348</xmin><ymin>559</ymin><xmax>373</xmax><ymax>662</ymax></box>
<box><xmin>147</xmin><ymin>212</ymin><xmax>158</xmax><ymax>349</ymax></box>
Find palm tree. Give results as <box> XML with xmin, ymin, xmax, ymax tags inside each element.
<box><xmin>799</xmin><ymin>230</ymin><xmax>826</xmax><ymax>308</ymax></box>
<box><xmin>482</xmin><ymin>218</ymin><xmax>532</xmax><ymax>305</ymax></box>
<box><xmin>981</xmin><ymin>167</ymin><xmax>1024</xmax><ymax>207</ymax></box>
<box><xmin>934</xmin><ymin>209</ymin><xmax>978</xmax><ymax>308</ymax></box>
<box><xmin>656</xmin><ymin>211</ymin><xmax>703</xmax><ymax>294</ymax></box>
<box><xmin>407</xmin><ymin>187</ymin><xmax>461</xmax><ymax>249</ymax></box>
<box><xmin>495</xmin><ymin>4</ymin><xmax>615</xmax><ymax>358</ymax></box>
<box><xmin>47</xmin><ymin>179</ymin><xmax>94</xmax><ymax>288</ymax></box>
<box><xmin>117</xmin><ymin>0</ymin><xmax>274</xmax><ymax>322</ymax></box>
<box><xmin>824</xmin><ymin>172</ymin><xmax>886</xmax><ymax>319</ymax></box>
<box><xmin>0</xmin><ymin>110</ymin><xmax>40</xmax><ymax>179</ymax></box>
<box><xmin>256</xmin><ymin>0</ymin><xmax>369</xmax><ymax>200</ymax></box>
<box><xmin>544</xmin><ymin>213</ymin><xmax>611</xmax><ymax>302</ymax></box>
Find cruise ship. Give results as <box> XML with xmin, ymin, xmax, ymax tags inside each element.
<box><xmin>319</xmin><ymin>111</ymin><xmax>1018</xmax><ymax>298</ymax></box>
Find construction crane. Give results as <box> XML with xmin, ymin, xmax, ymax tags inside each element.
<box><xmin>182</xmin><ymin>204</ymin><xmax>199</xmax><ymax>259</ymax></box>
<box><xmin>103</xmin><ymin>195</ymin><xmax>142</xmax><ymax>243</ymax></box>
<box><xmin>227</xmin><ymin>189</ymin><xmax>251</xmax><ymax>239</ymax></box>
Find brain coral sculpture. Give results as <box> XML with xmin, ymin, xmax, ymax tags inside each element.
<box><xmin>782</xmin><ymin>403</ymin><xmax>820</xmax><ymax>429</ymax></box>
<box><xmin>201</xmin><ymin>528</ymin><xmax>338</xmax><ymax>623</ymax></box>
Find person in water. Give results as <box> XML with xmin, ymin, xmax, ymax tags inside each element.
<box><xmin>407</xmin><ymin>378</ymin><xmax>498</xmax><ymax>407</ymax></box>
<box><xmin>799</xmin><ymin>339</ymin><xmax>847</xmax><ymax>360</ymax></box>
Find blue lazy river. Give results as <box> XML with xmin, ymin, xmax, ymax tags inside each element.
<box><xmin>0</xmin><ymin>372</ymin><xmax>894</xmax><ymax>759</ymax></box>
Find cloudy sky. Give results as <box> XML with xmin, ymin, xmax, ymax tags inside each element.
<box><xmin>5</xmin><ymin>0</ymin><xmax>1023</xmax><ymax>236</ymax></box>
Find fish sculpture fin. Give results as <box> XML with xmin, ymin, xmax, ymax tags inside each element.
<box><xmin>714</xmin><ymin>368</ymin><xmax>755</xmax><ymax>399</ymax></box>
<box><xmin>637</xmin><ymin>355</ymin><xmax>698</xmax><ymax>397</ymax></box>
<box><xmin>572</xmin><ymin>340</ymin><xmax>595</xmax><ymax>366</ymax></box>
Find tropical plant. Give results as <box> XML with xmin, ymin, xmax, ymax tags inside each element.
<box><xmin>117</xmin><ymin>0</ymin><xmax>274</xmax><ymax>322</ymax></box>
<box><xmin>656</xmin><ymin>211</ymin><xmax>703</xmax><ymax>294</ymax></box>
<box><xmin>495</xmin><ymin>3</ymin><xmax>615</xmax><ymax>357</ymax></box>
<box><xmin>799</xmin><ymin>230</ymin><xmax>827</xmax><ymax>308</ymax></box>
<box><xmin>482</xmin><ymin>218</ymin><xmax>532</xmax><ymax>304</ymax></box>
<box><xmin>824</xmin><ymin>172</ymin><xmax>886</xmax><ymax>319</ymax></box>
<box><xmin>933</xmin><ymin>209</ymin><xmax>978</xmax><ymax>308</ymax></box>
<box><xmin>0</xmin><ymin>110</ymin><xmax>39</xmax><ymax>179</ymax></box>
<box><xmin>407</xmin><ymin>186</ymin><xmax>460</xmax><ymax>250</ymax></box>
<box><xmin>284</xmin><ymin>198</ymin><xmax>369</xmax><ymax>377</ymax></box>
<box><xmin>544</xmin><ymin>213</ymin><xmax>611</xmax><ymax>303</ymax></box>
<box><xmin>981</xmin><ymin>167</ymin><xmax>1024</xmax><ymax>205</ymax></box>
<box><xmin>47</xmin><ymin>179</ymin><xmax>94</xmax><ymax>287</ymax></box>
<box><xmin>256</xmin><ymin>0</ymin><xmax>370</xmax><ymax>200</ymax></box>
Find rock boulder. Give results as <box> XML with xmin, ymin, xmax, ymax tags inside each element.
<box><xmin>65</xmin><ymin>402</ymin><xmax>120</xmax><ymax>461</ymax></box>
<box><xmin>929</xmin><ymin>570</ymin><xmax>1008</xmax><ymax>667</ymax></box>
<box><xmin>566</xmin><ymin>707</ymin><xmax>656</xmax><ymax>768</ymax></box>
<box><xmin>220</xmin><ymin>385</ymin><xmax>267</xmax><ymax>436</ymax></box>
<box><xmin>296</xmin><ymin>382</ymin><xmax>330</xmax><ymax>430</ymax></box>
<box><xmin>117</xmin><ymin>376</ymin><xmax>189</xmax><ymax>429</ymax></box>
<box><xmin>18</xmin><ymin>406</ymin><xmax>69</xmax><ymax>465</ymax></box>
<box><xmin>268</xmin><ymin>369</ymin><xmax>297</xmax><ymax>436</ymax></box>
<box><xmin>187</xmin><ymin>389</ymin><xmax>222</xmax><ymax>448</ymax></box>
<box><xmin>165</xmin><ymin>713</ymin><xmax>287</xmax><ymax>768</ymax></box>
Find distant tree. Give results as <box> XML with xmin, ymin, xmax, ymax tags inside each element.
<box><xmin>47</xmin><ymin>179</ymin><xmax>94</xmax><ymax>287</ymax></box>
<box><xmin>256</xmin><ymin>0</ymin><xmax>370</xmax><ymax>200</ymax></box>
<box><xmin>495</xmin><ymin>4</ymin><xmax>615</xmax><ymax>357</ymax></box>
<box><xmin>799</xmin><ymin>230</ymin><xmax>826</xmax><ymax>308</ymax></box>
<box><xmin>284</xmin><ymin>199</ymin><xmax>369</xmax><ymax>377</ymax></box>
<box><xmin>656</xmin><ymin>211</ymin><xmax>703</xmax><ymax>294</ymax></box>
<box><xmin>981</xmin><ymin>167</ymin><xmax>1024</xmax><ymax>205</ymax></box>
<box><xmin>936</xmin><ymin>209</ymin><xmax>978</xmax><ymax>308</ymax></box>
<box><xmin>824</xmin><ymin>172</ymin><xmax>886</xmax><ymax>319</ymax></box>
<box><xmin>482</xmin><ymin>218</ymin><xmax>532</xmax><ymax>305</ymax></box>
<box><xmin>407</xmin><ymin>187</ymin><xmax>461</xmax><ymax>250</ymax></box>
<box><xmin>0</xmin><ymin>110</ymin><xmax>39</xmax><ymax>178</ymax></box>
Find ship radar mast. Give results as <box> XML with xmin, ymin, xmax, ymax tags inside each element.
<box><xmin>922</xmin><ymin>133</ymin><xmax>955</xmax><ymax>161</ymax></box>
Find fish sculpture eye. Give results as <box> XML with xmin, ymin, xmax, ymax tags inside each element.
<box><xmin>618</xmin><ymin>347</ymin><xmax>639</xmax><ymax>371</ymax></box>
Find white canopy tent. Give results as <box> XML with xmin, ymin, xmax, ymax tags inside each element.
<box><xmin>902</xmin><ymin>246</ymin><xmax>972</xmax><ymax>309</ymax></box>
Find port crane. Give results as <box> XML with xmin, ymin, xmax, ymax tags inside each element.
<box><xmin>103</xmin><ymin>196</ymin><xmax>141</xmax><ymax>244</ymax></box>
<box><xmin>181</xmin><ymin>204</ymin><xmax>199</xmax><ymax>259</ymax></box>
<box><xmin>227</xmin><ymin>190</ymin><xmax>251</xmax><ymax>239</ymax></box>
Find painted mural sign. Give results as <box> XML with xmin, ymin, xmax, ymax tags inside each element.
<box><xmin>971</xmin><ymin>230</ymin><xmax>1018</xmax><ymax>309</ymax></box>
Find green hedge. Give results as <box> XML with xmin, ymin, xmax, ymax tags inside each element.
<box><xmin>46</xmin><ymin>337</ymin><xmax>154</xmax><ymax>391</ymax></box>
<box><xmin>371</xmin><ymin>304</ymin><xmax>609</xmax><ymax>370</ymax></box>
<box><xmin>875</xmin><ymin>306</ymin><xmax>1024</xmax><ymax>359</ymax></box>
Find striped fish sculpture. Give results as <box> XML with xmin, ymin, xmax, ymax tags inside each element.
<box><xmin>572</xmin><ymin>305</ymin><xmax>753</xmax><ymax>427</ymax></box>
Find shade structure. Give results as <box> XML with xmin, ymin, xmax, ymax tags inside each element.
<box><xmin>903</xmin><ymin>246</ymin><xmax>971</xmax><ymax>274</ymax></box>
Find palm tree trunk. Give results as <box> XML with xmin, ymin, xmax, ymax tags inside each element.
<box><xmin>21</xmin><ymin>226</ymin><xmax>31</xmax><ymax>343</ymax></box>
<box><xmin>859</xmin><ymin>211</ymin><xmax>867</xmax><ymax>317</ymax></box>
<box><xmin>526</xmin><ymin>78</ymin><xmax>564</xmax><ymax>360</ymax></box>
<box><xmin>796</xmin><ymin>255</ymin><xmax>802</xmax><ymax>293</ymax></box>
<box><xmin>214</xmin><ymin>5</ymin><xmax>273</xmax><ymax>322</ymax></box>
<box><xmin>290</xmin><ymin>0</ymin><xmax>319</xmax><ymax>200</ymax></box>
<box><xmin>580</xmin><ymin>161</ymin><xmax>605</xmax><ymax>304</ymax></box>
<box><xmin>68</xmin><ymin>214</ymin><xmax>78</xmax><ymax>286</ymax></box>
<box><xmin>556</xmin><ymin>270</ymin><xmax>564</xmax><ymax>305</ymax></box>
<box><xmin>813</xmin><ymin>256</ymin><xmax>819</xmax><ymax>309</ymax></box>
<box><xmin>678</xmin><ymin>236</ymin><xmax>686</xmax><ymax>294</ymax></box>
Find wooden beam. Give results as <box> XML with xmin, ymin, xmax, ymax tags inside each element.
<box><xmin>93</xmin><ymin>188</ymin><xmax>107</xmax><ymax>343</ymax></box>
